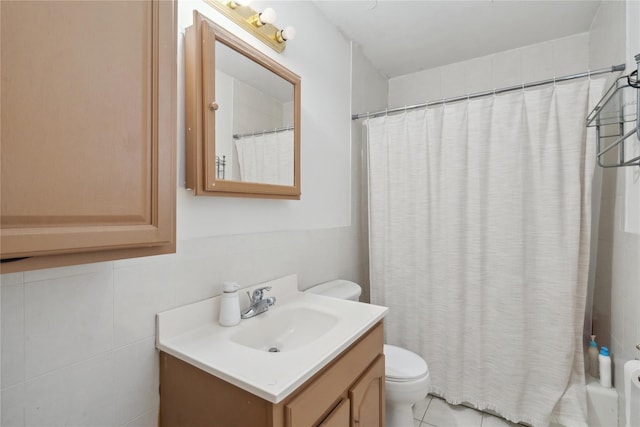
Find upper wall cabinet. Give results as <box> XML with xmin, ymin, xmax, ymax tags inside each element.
<box><xmin>0</xmin><ymin>0</ymin><xmax>177</xmax><ymax>272</ymax></box>
<box><xmin>185</xmin><ymin>12</ymin><xmax>301</xmax><ymax>199</ymax></box>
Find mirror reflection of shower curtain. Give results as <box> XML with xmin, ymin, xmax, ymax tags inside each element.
<box><xmin>234</xmin><ymin>129</ymin><xmax>294</xmax><ymax>185</ymax></box>
<box><xmin>366</xmin><ymin>79</ymin><xmax>604</xmax><ymax>427</ymax></box>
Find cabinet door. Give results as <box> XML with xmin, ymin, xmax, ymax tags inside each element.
<box><xmin>284</xmin><ymin>324</ymin><xmax>382</xmax><ymax>427</ymax></box>
<box><xmin>0</xmin><ymin>0</ymin><xmax>176</xmax><ymax>270</ymax></box>
<box><xmin>319</xmin><ymin>398</ymin><xmax>350</xmax><ymax>427</ymax></box>
<box><xmin>349</xmin><ymin>355</ymin><xmax>385</xmax><ymax>427</ymax></box>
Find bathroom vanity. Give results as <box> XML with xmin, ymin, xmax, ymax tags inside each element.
<box><xmin>156</xmin><ymin>275</ymin><xmax>388</xmax><ymax>426</ymax></box>
<box><xmin>160</xmin><ymin>322</ymin><xmax>384</xmax><ymax>426</ymax></box>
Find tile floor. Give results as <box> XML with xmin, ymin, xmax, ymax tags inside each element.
<box><xmin>412</xmin><ymin>395</ymin><xmax>523</xmax><ymax>427</ymax></box>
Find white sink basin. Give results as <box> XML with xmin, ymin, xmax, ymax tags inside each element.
<box><xmin>230</xmin><ymin>306</ymin><xmax>339</xmax><ymax>352</ymax></box>
<box><xmin>156</xmin><ymin>274</ymin><xmax>388</xmax><ymax>403</ymax></box>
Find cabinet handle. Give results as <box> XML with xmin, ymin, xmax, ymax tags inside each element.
<box><xmin>209</xmin><ymin>101</ymin><xmax>219</xmax><ymax>111</ymax></box>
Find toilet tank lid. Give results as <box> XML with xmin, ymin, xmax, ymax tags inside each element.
<box><xmin>305</xmin><ymin>280</ymin><xmax>362</xmax><ymax>300</ymax></box>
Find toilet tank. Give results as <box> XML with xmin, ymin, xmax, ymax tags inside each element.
<box><xmin>304</xmin><ymin>279</ymin><xmax>362</xmax><ymax>301</ymax></box>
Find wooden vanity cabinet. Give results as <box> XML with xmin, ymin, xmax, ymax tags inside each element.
<box><xmin>0</xmin><ymin>0</ymin><xmax>176</xmax><ymax>272</ymax></box>
<box><xmin>159</xmin><ymin>321</ymin><xmax>385</xmax><ymax>427</ymax></box>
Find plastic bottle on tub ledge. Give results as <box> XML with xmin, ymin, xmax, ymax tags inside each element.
<box><xmin>599</xmin><ymin>346</ymin><xmax>612</xmax><ymax>388</ymax></box>
<box><xmin>588</xmin><ymin>335</ymin><xmax>600</xmax><ymax>378</ymax></box>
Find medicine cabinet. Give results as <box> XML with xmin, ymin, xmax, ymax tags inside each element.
<box><xmin>185</xmin><ymin>12</ymin><xmax>301</xmax><ymax>199</ymax></box>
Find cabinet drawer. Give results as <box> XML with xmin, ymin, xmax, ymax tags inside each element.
<box><xmin>284</xmin><ymin>322</ymin><xmax>383</xmax><ymax>427</ymax></box>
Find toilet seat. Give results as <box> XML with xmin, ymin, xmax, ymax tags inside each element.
<box><xmin>384</xmin><ymin>344</ymin><xmax>428</xmax><ymax>382</ymax></box>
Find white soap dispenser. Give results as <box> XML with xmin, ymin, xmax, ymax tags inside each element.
<box><xmin>219</xmin><ymin>282</ymin><xmax>241</xmax><ymax>327</ymax></box>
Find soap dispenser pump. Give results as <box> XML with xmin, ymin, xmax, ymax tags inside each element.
<box><xmin>219</xmin><ymin>282</ymin><xmax>241</xmax><ymax>327</ymax></box>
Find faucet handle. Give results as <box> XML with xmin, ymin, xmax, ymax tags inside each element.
<box><xmin>250</xmin><ymin>286</ymin><xmax>272</xmax><ymax>302</ymax></box>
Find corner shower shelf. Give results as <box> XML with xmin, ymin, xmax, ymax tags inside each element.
<box><xmin>587</xmin><ymin>57</ymin><xmax>640</xmax><ymax>168</ymax></box>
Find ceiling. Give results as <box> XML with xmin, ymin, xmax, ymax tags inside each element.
<box><xmin>313</xmin><ymin>0</ymin><xmax>602</xmax><ymax>78</ymax></box>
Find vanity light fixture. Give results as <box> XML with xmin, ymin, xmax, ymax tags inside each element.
<box><xmin>226</xmin><ymin>0</ymin><xmax>251</xmax><ymax>9</ymax></box>
<box><xmin>248</xmin><ymin>7</ymin><xmax>277</xmax><ymax>27</ymax></box>
<box><xmin>204</xmin><ymin>0</ymin><xmax>294</xmax><ymax>53</ymax></box>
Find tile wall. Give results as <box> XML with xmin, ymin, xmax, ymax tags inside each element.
<box><xmin>1</xmin><ymin>228</ymin><xmax>361</xmax><ymax>426</ymax></box>
<box><xmin>388</xmin><ymin>32</ymin><xmax>589</xmax><ymax>108</ymax></box>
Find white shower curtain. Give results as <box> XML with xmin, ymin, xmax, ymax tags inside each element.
<box><xmin>234</xmin><ymin>129</ymin><xmax>294</xmax><ymax>185</ymax></box>
<box><xmin>366</xmin><ymin>79</ymin><xmax>604</xmax><ymax>427</ymax></box>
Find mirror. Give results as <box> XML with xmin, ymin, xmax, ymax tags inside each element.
<box><xmin>214</xmin><ymin>42</ymin><xmax>294</xmax><ymax>185</ymax></box>
<box><xmin>185</xmin><ymin>12</ymin><xmax>301</xmax><ymax>199</ymax></box>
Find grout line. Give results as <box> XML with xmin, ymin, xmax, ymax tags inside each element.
<box><xmin>22</xmin><ymin>347</ymin><xmax>116</xmax><ymax>385</ymax></box>
<box><xmin>112</xmin><ymin>334</ymin><xmax>156</xmax><ymax>353</ymax></box>
<box><xmin>22</xmin><ymin>277</ymin><xmax>27</xmax><ymax>388</ymax></box>
<box><xmin>421</xmin><ymin>395</ymin><xmax>433</xmax><ymax>422</ymax></box>
<box><xmin>112</xmin><ymin>262</ymin><xmax>116</xmax><ymax>352</ymax></box>
<box><xmin>22</xmin><ymin>276</ymin><xmax>27</xmax><ymax>427</ymax></box>
<box><xmin>111</xmin><ymin>262</ymin><xmax>116</xmax><ymax>427</ymax></box>
<box><xmin>414</xmin><ymin>395</ymin><xmax>432</xmax><ymax>423</ymax></box>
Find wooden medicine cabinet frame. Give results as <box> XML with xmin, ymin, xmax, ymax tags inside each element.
<box><xmin>185</xmin><ymin>12</ymin><xmax>301</xmax><ymax>199</ymax></box>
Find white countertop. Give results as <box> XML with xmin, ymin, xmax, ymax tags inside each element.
<box><xmin>156</xmin><ymin>274</ymin><xmax>388</xmax><ymax>403</ymax></box>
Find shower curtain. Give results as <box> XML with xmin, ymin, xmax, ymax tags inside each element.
<box><xmin>366</xmin><ymin>79</ymin><xmax>604</xmax><ymax>427</ymax></box>
<box><xmin>234</xmin><ymin>129</ymin><xmax>294</xmax><ymax>185</ymax></box>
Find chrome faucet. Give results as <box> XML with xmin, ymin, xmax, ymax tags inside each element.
<box><xmin>241</xmin><ymin>286</ymin><xmax>276</xmax><ymax>319</ymax></box>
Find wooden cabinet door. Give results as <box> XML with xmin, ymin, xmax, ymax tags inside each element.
<box><xmin>285</xmin><ymin>324</ymin><xmax>383</xmax><ymax>427</ymax></box>
<box><xmin>0</xmin><ymin>0</ymin><xmax>176</xmax><ymax>270</ymax></box>
<box><xmin>319</xmin><ymin>398</ymin><xmax>350</xmax><ymax>427</ymax></box>
<box><xmin>349</xmin><ymin>355</ymin><xmax>385</xmax><ymax>427</ymax></box>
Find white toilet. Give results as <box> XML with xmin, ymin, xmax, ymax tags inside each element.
<box><xmin>305</xmin><ymin>279</ymin><xmax>431</xmax><ymax>427</ymax></box>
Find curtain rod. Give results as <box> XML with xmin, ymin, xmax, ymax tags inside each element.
<box><xmin>352</xmin><ymin>63</ymin><xmax>626</xmax><ymax>120</ymax></box>
<box><xmin>233</xmin><ymin>126</ymin><xmax>294</xmax><ymax>139</ymax></box>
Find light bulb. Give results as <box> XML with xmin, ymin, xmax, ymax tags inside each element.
<box><xmin>259</xmin><ymin>7</ymin><xmax>277</xmax><ymax>25</ymax></box>
<box><xmin>276</xmin><ymin>26</ymin><xmax>296</xmax><ymax>43</ymax></box>
<box><xmin>281</xmin><ymin>26</ymin><xmax>296</xmax><ymax>41</ymax></box>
